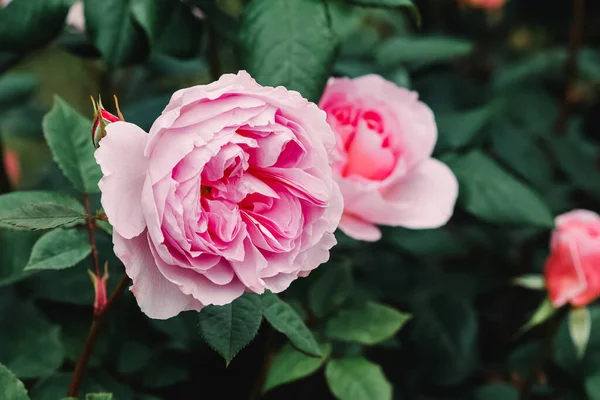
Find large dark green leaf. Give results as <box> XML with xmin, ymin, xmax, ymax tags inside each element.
<box><xmin>343</xmin><ymin>0</ymin><xmax>420</xmax><ymax>27</ymax></box>
<box><xmin>0</xmin><ymin>294</ymin><xmax>65</xmax><ymax>379</ymax></box>
<box><xmin>239</xmin><ymin>0</ymin><xmax>338</xmax><ymax>102</ymax></box>
<box><xmin>491</xmin><ymin>121</ymin><xmax>553</xmax><ymax>190</ymax></box>
<box><xmin>198</xmin><ymin>293</ymin><xmax>263</xmax><ymax>365</ymax></box>
<box><xmin>0</xmin><ymin>231</ymin><xmax>40</xmax><ymax>287</ymax></box>
<box><xmin>326</xmin><ymin>302</ymin><xmax>411</xmax><ymax>345</ymax></box>
<box><xmin>261</xmin><ymin>291</ymin><xmax>321</xmax><ymax>357</ymax></box>
<box><xmin>131</xmin><ymin>0</ymin><xmax>203</xmax><ymax>59</ymax></box>
<box><xmin>410</xmin><ymin>294</ymin><xmax>477</xmax><ymax>385</ymax></box>
<box><xmin>474</xmin><ymin>383</ymin><xmax>518</xmax><ymax>400</ymax></box>
<box><xmin>0</xmin><ymin>363</ymin><xmax>29</xmax><ymax>400</ymax></box>
<box><xmin>546</xmin><ymin>133</ymin><xmax>600</xmax><ymax>198</ymax></box>
<box><xmin>448</xmin><ymin>151</ymin><xmax>554</xmax><ymax>228</ymax></box>
<box><xmin>0</xmin><ymin>73</ymin><xmax>37</xmax><ymax>113</ymax></box>
<box><xmin>376</xmin><ymin>37</ymin><xmax>472</xmax><ymax>69</ymax></box>
<box><xmin>325</xmin><ymin>357</ymin><xmax>392</xmax><ymax>400</ymax></box>
<box><xmin>83</xmin><ymin>0</ymin><xmax>149</xmax><ymax>68</ymax></box>
<box><xmin>43</xmin><ymin>96</ymin><xmax>102</xmax><ymax>194</ymax></box>
<box><xmin>436</xmin><ymin>106</ymin><xmax>494</xmax><ymax>151</ymax></box>
<box><xmin>25</xmin><ymin>228</ymin><xmax>90</xmax><ymax>271</ymax></box>
<box><xmin>263</xmin><ymin>343</ymin><xmax>332</xmax><ymax>394</ymax></box>
<box><xmin>309</xmin><ymin>262</ymin><xmax>353</xmax><ymax>318</ymax></box>
<box><xmin>0</xmin><ymin>0</ymin><xmax>73</xmax><ymax>52</ymax></box>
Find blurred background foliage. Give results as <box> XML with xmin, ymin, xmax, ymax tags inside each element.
<box><xmin>2</xmin><ymin>0</ymin><xmax>600</xmax><ymax>399</ymax></box>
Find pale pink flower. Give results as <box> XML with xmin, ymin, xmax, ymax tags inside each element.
<box><xmin>66</xmin><ymin>1</ymin><xmax>85</xmax><ymax>32</ymax></box>
<box><xmin>95</xmin><ymin>71</ymin><xmax>342</xmax><ymax>319</ymax></box>
<box><xmin>545</xmin><ymin>210</ymin><xmax>600</xmax><ymax>307</ymax></box>
<box><xmin>319</xmin><ymin>75</ymin><xmax>458</xmax><ymax>241</ymax></box>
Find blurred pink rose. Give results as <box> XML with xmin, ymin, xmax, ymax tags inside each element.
<box><xmin>459</xmin><ymin>0</ymin><xmax>505</xmax><ymax>9</ymax></box>
<box><xmin>66</xmin><ymin>1</ymin><xmax>85</xmax><ymax>32</ymax></box>
<box><xmin>545</xmin><ymin>210</ymin><xmax>600</xmax><ymax>307</ymax></box>
<box><xmin>319</xmin><ymin>75</ymin><xmax>458</xmax><ymax>241</ymax></box>
<box><xmin>3</xmin><ymin>150</ymin><xmax>20</xmax><ymax>186</ymax></box>
<box><xmin>95</xmin><ymin>71</ymin><xmax>342</xmax><ymax>319</ymax></box>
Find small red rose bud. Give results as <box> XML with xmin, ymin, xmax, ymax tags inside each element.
<box><xmin>88</xmin><ymin>262</ymin><xmax>109</xmax><ymax>316</ymax></box>
<box><xmin>90</xmin><ymin>95</ymin><xmax>124</xmax><ymax>148</ymax></box>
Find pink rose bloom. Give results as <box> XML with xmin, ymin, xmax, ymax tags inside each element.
<box><xmin>319</xmin><ymin>75</ymin><xmax>458</xmax><ymax>241</ymax></box>
<box><xmin>95</xmin><ymin>71</ymin><xmax>342</xmax><ymax>319</ymax></box>
<box><xmin>545</xmin><ymin>210</ymin><xmax>600</xmax><ymax>307</ymax></box>
<box><xmin>3</xmin><ymin>150</ymin><xmax>20</xmax><ymax>187</ymax></box>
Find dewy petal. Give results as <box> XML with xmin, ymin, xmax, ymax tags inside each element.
<box><xmin>114</xmin><ymin>231</ymin><xmax>202</xmax><ymax>319</ymax></box>
<box><xmin>338</xmin><ymin>213</ymin><xmax>382</xmax><ymax>242</ymax></box>
<box><xmin>95</xmin><ymin>122</ymin><xmax>149</xmax><ymax>239</ymax></box>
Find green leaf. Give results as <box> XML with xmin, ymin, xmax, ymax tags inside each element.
<box><xmin>386</xmin><ymin>227</ymin><xmax>467</xmax><ymax>258</ymax></box>
<box><xmin>96</xmin><ymin>220</ymin><xmax>113</xmax><ymax>236</ymax></box>
<box><xmin>447</xmin><ymin>150</ymin><xmax>554</xmax><ymax>228</ymax></box>
<box><xmin>43</xmin><ymin>96</ymin><xmax>102</xmax><ymax>193</ymax></box>
<box><xmin>376</xmin><ymin>37</ymin><xmax>473</xmax><ymax>69</ymax></box>
<box><xmin>410</xmin><ymin>293</ymin><xmax>477</xmax><ymax>385</ymax></box>
<box><xmin>474</xmin><ymin>383</ymin><xmax>518</xmax><ymax>400</ymax></box>
<box><xmin>569</xmin><ymin>307</ymin><xmax>591</xmax><ymax>359</ymax></box>
<box><xmin>83</xmin><ymin>0</ymin><xmax>149</xmax><ymax>68</ymax></box>
<box><xmin>0</xmin><ymin>202</ymin><xmax>87</xmax><ymax>231</ymax></box>
<box><xmin>263</xmin><ymin>343</ymin><xmax>332</xmax><ymax>394</ymax></box>
<box><xmin>141</xmin><ymin>351</ymin><xmax>189</xmax><ymax>389</ymax></box>
<box><xmin>0</xmin><ymin>73</ymin><xmax>37</xmax><ymax>112</ymax></box>
<box><xmin>436</xmin><ymin>106</ymin><xmax>494</xmax><ymax>151</ymax></box>
<box><xmin>25</xmin><ymin>228</ymin><xmax>90</xmax><ymax>271</ymax></box>
<box><xmin>0</xmin><ymin>0</ymin><xmax>73</xmax><ymax>53</ymax></box>
<box><xmin>326</xmin><ymin>301</ymin><xmax>411</xmax><ymax>345</ymax></box>
<box><xmin>325</xmin><ymin>357</ymin><xmax>392</xmax><ymax>400</ymax></box>
<box><xmin>513</xmin><ymin>274</ymin><xmax>545</xmax><ymax>290</ymax></box>
<box><xmin>0</xmin><ymin>295</ymin><xmax>65</xmax><ymax>379</ymax></box>
<box><xmin>0</xmin><ymin>363</ymin><xmax>29</xmax><ymax>400</ymax></box>
<box><xmin>491</xmin><ymin>122</ymin><xmax>552</xmax><ymax>190</ymax></box>
<box><xmin>85</xmin><ymin>394</ymin><xmax>113</xmax><ymax>400</ymax></box>
<box><xmin>586</xmin><ymin>371</ymin><xmax>600</xmax><ymax>400</ymax></box>
<box><xmin>261</xmin><ymin>291</ymin><xmax>321</xmax><ymax>357</ymax></box>
<box><xmin>239</xmin><ymin>0</ymin><xmax>338</xmax><ymax>102</ymax></box>
<box><xmin>131</xmin><ymin>0</ymin><xmax>203</xmax><ymax>59</ymax></box>
<box><xmin>0</xmin><ymin>191</ymin><xmax>85</xmax><ymax>213</ymax></box>
<box><xmin>546</xmin><ymin>133</ymin><xmax>600</xmax><ymax>198</ymax></box>
<box><xmin>343</xmin><ymin>0</ymin><xmax>420</xmax><ymax>27</ymax></box>
<box><xmin>198</xmin><ymin>293</ymin><xmax>263</xmax><ymax>364</ymax></box>
<box><xmin>309</xmin><ymin>262</ymin><xmax>353</xmax><ymax>318</ymax></box>
<box><xmin>0</xmin><ymin>231</ymin><xmax>40</xmax><ymax>287</ymax></box>
<box><xmin>519</xmin><ymin>298</ymin><xmax>557</xmax><ymax>334</ymax></box>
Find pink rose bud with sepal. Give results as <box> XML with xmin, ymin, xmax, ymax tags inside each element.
<box><xmin>88</xmin><ymin>262</ymin><xmax>109</xmax><ymax>316</ymax></box>
<box><xmin>90</xmin><ymin>95</ymin><xmax>124</xmax><ymax>148</ymax></box>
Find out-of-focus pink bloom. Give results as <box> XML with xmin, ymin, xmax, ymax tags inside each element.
<box><xmin>66</xmin><ymin>1</ymin><xmax>85</xmax><ymax>32</ymax></box>
<box><xmin>3</xmin><ymin>150</ymin><xmax>20</xmax><ymax>187</ymax></box>
<box><xmin>459</xmin><ymin>0</ymin><xmax>505</xmax><ymax>10</ymax></box>
<box><xmin>545</xmin><ymin>210</ymin><xmax>600</xmax><ymax>307</ymax></box>
<box><xmin>319</xmin><ymin>75</ymin><xmax>458</xmax><ymax>242</ymax></box>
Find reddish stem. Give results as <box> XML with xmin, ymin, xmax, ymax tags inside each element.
<box><xmin>67</xmin><ymin>274</ymin><xmax>129</xmax><ymax>397</ymax></box>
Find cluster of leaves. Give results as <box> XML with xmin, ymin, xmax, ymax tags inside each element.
<box><xmin>3</xmin><ymin>0</ymin><xmax>600</xmax><ymax>399</ymax></box>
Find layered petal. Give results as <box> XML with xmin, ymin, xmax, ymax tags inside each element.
<box><xmin>114</xmin><ymin>231</ymin><xmax>202</xmax><ymax>319</ymax></box>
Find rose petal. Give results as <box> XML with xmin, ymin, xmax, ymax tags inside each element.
<box><xmin>338</xmin><ymin>214</ymin><xmax>382</xmax><ymax>242</ymax></box>
<box><xmin>95</xmin><ymin>122</ymin><xmax>149</xmax><ymax>239</ymax></box>
<box><xmin>114</xmin><ymin>231</ymin><xmax>202</xmax><ymax>319</ymax></box>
